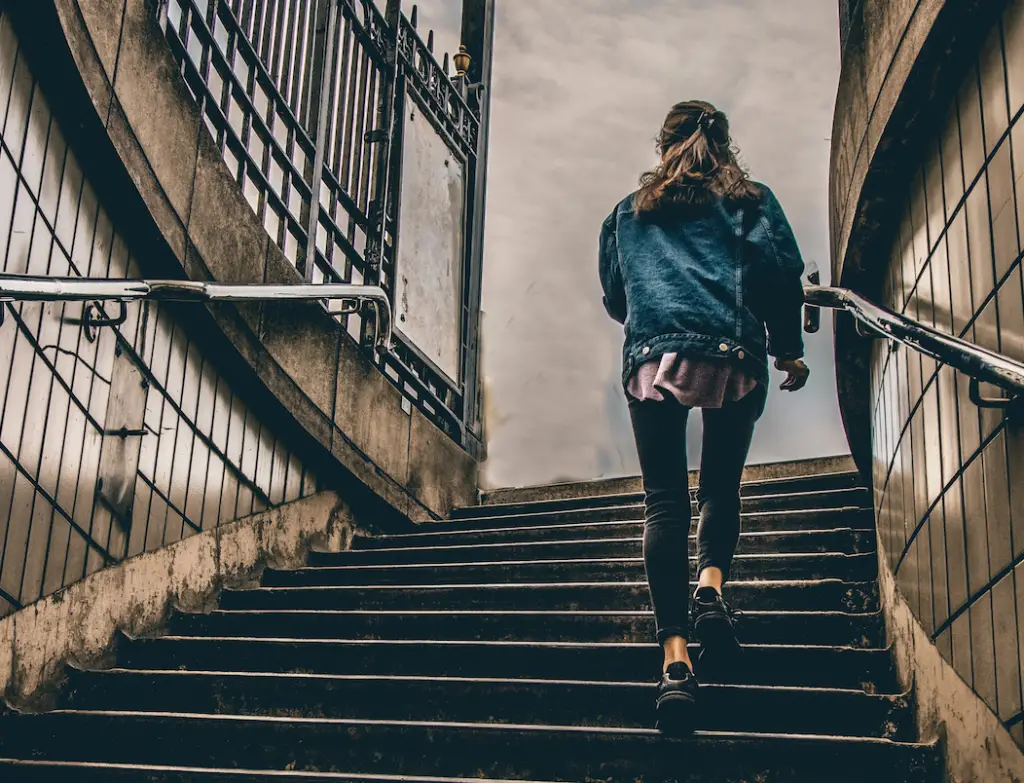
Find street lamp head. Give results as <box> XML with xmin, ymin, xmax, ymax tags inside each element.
<box><xmin>453</xmin><ymin>44</ymin><xmax>471</xmax><ymax>78</ymax></box>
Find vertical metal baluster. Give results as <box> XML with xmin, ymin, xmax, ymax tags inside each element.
<box><xmin>303</xmin><ymin>0</ymin><xmax>340</xmax><ymax>282</ymax></box>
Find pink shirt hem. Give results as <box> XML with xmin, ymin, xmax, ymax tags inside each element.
<box><xmin>626</xmin><ymin>353</ymin><xmax>758</xmax><ymax>408</ymax></box>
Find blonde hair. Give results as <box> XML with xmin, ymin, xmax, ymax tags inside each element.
<box><xmin>634</xmin><ymin>100</ymin><xmax>761</xmax><ymax>215</ymax></box>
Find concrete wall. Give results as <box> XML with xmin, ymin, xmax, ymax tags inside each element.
<box><xmin>831</xmin><ymin>0</ymin><xmax>1024</xmax><ymax>775</ymax></box>
<box><xmin>0</xmin><ymin>490</ymin><xmax>355</xmax><ymax>708</ymax></box>
<box><xmin>5</xmin><ymin>0</ymin><xmax>478</xmax><ymax>531</ymax></box>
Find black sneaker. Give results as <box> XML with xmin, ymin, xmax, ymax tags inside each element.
<box><xmin>691</xmin><ymin>586</ymin><xmax>742</xmax><ymax>665</ymax></box>
<box><xmin>655</xmin><ymin>661</ymin><xmax>698</xmax><ymax>736</ymax></box>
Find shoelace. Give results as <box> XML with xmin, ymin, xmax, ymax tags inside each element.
<box><xmin>724</xmin><ymin>600</ymin><xmax>742</xmax><ymax>629</ymax></box>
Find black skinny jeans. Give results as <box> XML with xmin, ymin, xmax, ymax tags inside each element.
<box><xmin>628</xmin><ymin>384</ymin><xmax>767</xmax><ymax>644</ymax></box>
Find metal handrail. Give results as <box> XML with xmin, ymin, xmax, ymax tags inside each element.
<box><xmin>0</xmin><ymin>275</ymin><xmax>393</xmax><ymax>352</ymax></box>
<box><xmin>805</xmin><ymin>284</ymin><xmax>1024</xmax><ymax>409</ymax></box>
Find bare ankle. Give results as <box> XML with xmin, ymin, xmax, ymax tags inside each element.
<box><xmin>697</xmin><ymin>566</ymin><xmax>725</xmax><ymax>595</ymax></box>
<box><xmin>662</xmin><ymin>635</ymin><xmax>693</xmax><ymax>672</ymax></box>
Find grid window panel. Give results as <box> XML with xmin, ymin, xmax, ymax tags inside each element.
<box><xmin>1006</xmin><ymin>2</ymin><xmax>1024</xmax><ymax>115</ymax></box>
<box><xmin>998</xmin><ymin>266</ymin><xmax>1024</xmax><ymax>361</ymax></box>
<box><xmin>945</xmin><ymin>485</ymin><xmax>970</xmax><ymax>611</ymax></box>
<box><xmin>989</xmin><ymin>142</ymin><xmax>1019</xmax><ymax>282</ymax></box>
<box><xmin>963</xmin><ymin>456</ymin><xmax>993</xmax><ymax>595</ymax></box>
<box><xmin>980</xmin><ymin>25</ymin><xmax>1010</xmax><ymax>156</ymax></box>
<box><xmin>966</xmin><ymin>176</ymin><xmax>995</xmax><ymax>315</ymax></box>
<box><xmin>991</xmin><ymin>570</ymin><xmax>1023</xmax><ymax>720</ymax></box>
<box><xmin>982</xmin><ymin>431</ymin><xmax>1014</xmax><ymax>576</ymax></box>
<box><xmin>960</xmin><ymin>67</ymin><xmax>987</xmax><ymax>184</ymax></box>
<box><xmin>972</xmin><ymin>592</ymin><xmax>999</xmax><ymax>708</ymax></box>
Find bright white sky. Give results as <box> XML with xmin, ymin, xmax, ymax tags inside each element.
<box><xmin>404</xmin><ymin>0</ymin><xmax>851</xmax><ymax>489</ymax></box>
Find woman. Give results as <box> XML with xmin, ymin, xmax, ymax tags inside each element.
<box><xmin>598</xmin><ymin>100</ymin><xmax>810</xmax><ymax>735</ymax></box>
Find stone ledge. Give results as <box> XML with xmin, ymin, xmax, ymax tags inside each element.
<box><xmin>0</xmin><ymin>491</ymin><xmax>355</xmax><ymax>708</ymax></box>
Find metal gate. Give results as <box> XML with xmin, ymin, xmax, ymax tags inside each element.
<box><xmin>157</xmin><ymin>0</ymin><xmax>487</xmax><ymax>450</ymax></box>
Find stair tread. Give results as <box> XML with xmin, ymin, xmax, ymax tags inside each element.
<box><xmin>335</xmin><ymin>526</ymin><xmax>870</xmax><ymax>552</ymax></box>
<box><xmin>0</xmin><ymin>758</ymin><xmax>560</xmax><ymax>783</ymax></box>
<box><xmin>464</xmin><ymin>479</ymin><xmax>866</xmax><ymax>517</ymax></box>
<box><xmin>180</xmin><ymin>608</ymin><xmax>878</xmax><ymax>617</ymax></box>
<box><xmin>377</xmin><ymin>507</ymin><xmax>871</xmax><ymax>541</ymax></box>
<box><xmin>133</xmin><ymin>635</ymin><xmax>890</xmax><ymax>651</ymax></box>
<box><xmin>287</xmin><ymin>552</ymin><xmax>872</xmax><ymax>570</ymax></box>
<box><xmin>4</xmin><ymin>707</ymin><xmax>930</xmax><ymax>743</ymax></box>
<box><xmin>235</xmin><ymin>577</ymin><xmax>869</xmax><ymax>589</ymax></box>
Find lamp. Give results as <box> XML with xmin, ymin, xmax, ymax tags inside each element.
<box><xmin>453</xmin><ymin>45</ymin><xmax>471</xmax><ymax>79</ymax></box>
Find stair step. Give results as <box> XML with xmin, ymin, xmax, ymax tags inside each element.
<box><xmin>0</xmin><ymin>711</ymin><xmax>941</xmax><ymax>783</ymax></box>
<box><xmin>115</xmin><ymin>636</ymin><xmax>898</xmax><ymax>691</ymax></box>
<box><xmin>168</xmin><ymin>607</ymin><xmax>885</xmax><ymax>647</ymax></box>
<box><xmin>220</xmin><ymin>579</ymin><xmax>879</xmax><ymax>613</ymax></box>
<box><xmin>466</xmin><ymin>472</ymin><xmax>865</xmax><ymax>519</ymax></box>
<box><xmin>315</xmin><ymin>528</ymin><xmax>875</xmax><ymax>566</ymax></box>
<box><xmin>264</xmin><ymin>553</ymin><xmax>877</xmax><ymax>586</ymax></box>
<box><xmin>0</xmin><ymin>761</ymin><xmax>556</xmax><ymax>783</ymax></box>
<box><xmin>368</xmin><ymin>507</ymin><xmax>874</xmax><ymax>546</ymax></box>
<box><xmin>63</xmin><ymin>668</ymin><xmax>913</xmax><ymax>739</ymax></box>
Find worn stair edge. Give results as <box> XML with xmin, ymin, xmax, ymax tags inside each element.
<box><xmin>0</xmin><ymin>710</ymin><xmax>942</xmax><ymax>783</ymax></box>
<box><xmin>166</xmin><ymin>606</ymin><xmax>886</xmax><ymax>647</ymax></box>
<box><xmin>0</xmin><ymin>759</ymin><xmax>559</xmax><ymax>783</ymax></box>
<box><xmin>113</xmin><ymin>633</ymin><xmax>900</xmax><ymax>691</ymax></box>
<box><xmin>216</xmin><ymin>578</ymin><xmax>881</xmax><ymax>614</ymax></box>
<box><xmin>312</xmin><ymin>527</ymin><xmax>876</xmax><ymax>564</ymax></box>
<box><xmin>393</xmin><ymin>506</ymin><xmax>874</xmax><ymax>541</ymax></box>
<box><xmin>453</xmin><ymin>485</ymin><xmax>871</xmax><ymax>522</ymax></box>
<box><xmin>477</xmin><ymin>467</ymin><xmax>861</xmax><ymax>508</ymax></box>
<box><xmin>262</xmin><ymin>553</ymin><xmax>878</xmax><ymax>587</ymax></box>
<box><xmin>62</xmin><ymin>667</ymin><xmax>914</xmax><ymax>739</ymax></box>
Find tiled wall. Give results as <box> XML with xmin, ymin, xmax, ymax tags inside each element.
<box><xmin>0</xmin><ymin>11</ymin><xmax>316</xmax><ymax>619</ymax></box>
<box><xmin>871</xmin><ymin>0</ymin><xmax>1024</xmax><ymax>744</ymax></box>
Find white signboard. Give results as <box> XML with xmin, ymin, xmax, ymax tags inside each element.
<box><xmin>395</xmin><ymin>98</ymin><xmax>466</xmax><ymax>383</ymax></box>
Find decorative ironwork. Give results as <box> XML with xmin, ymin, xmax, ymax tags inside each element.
<box><xmin>158</xmin><ymin>0</ymin><xmax>483</xmax><ymax>445</ymax></box>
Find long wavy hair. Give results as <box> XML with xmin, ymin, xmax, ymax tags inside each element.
<box><xmin>634</xmin><ymin>100</ymin><xmax>761</xmax><ymax>215</ymax></box>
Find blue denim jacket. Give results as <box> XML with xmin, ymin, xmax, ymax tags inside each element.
<box><xmin>599</xmin><ymin>184</ymin><xmax>805</xmax><ymax>388</ymax></box>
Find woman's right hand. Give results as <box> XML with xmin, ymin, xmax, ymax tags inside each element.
<box><xmin>776</xmin><ymin>358</ymin><xmax>810</xmax><ymax>392</ymax></box>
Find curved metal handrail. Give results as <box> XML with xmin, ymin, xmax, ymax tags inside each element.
<box><xmin>805</xmin><ymin>284</ymin><xmax>1024</xmax><ymax>408</ymax></box>
<box><xmin>0</xmin><ymin>275</ymin><xmax>393</xmax><ymax>352</ymax></box>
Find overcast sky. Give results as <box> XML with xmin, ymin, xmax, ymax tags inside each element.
<box><xmin>406</xmin><ymin>0</ymin><xmax>851</xmax><ymax>489</ymax></box>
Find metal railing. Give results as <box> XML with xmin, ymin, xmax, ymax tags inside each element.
<box><xmin>158</xmin><ymin>0</ymin><xmax>486</xmax><ymax>446</ymax></box>
<box><xmin>0</xmin><ymin>275</ymin><xmax>393</xmax><ymax>352</ymax></box>
<box><xmin>805</xmin><ymin>284</ymin><xmax>1024</xmax><ymax>409</ymax></box>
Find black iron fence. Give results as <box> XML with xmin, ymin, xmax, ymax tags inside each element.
<box><xmin>158</xmin><ymin>0</ymin><xmax>484</xmax><ymax>446</ymax></box>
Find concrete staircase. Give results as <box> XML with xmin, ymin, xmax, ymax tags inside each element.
<box><xmin>0</xmin><ymin>466</ymin><xmax>943</xmax><ymax>781</ymax></box>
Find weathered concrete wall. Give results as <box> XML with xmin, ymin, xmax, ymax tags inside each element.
<box><xmin>878</xmin><ymin>536</ymin><xmax>1024</xmax><ymax>783</ymax></box>
<box><xmin>7</xmin><ymin>0</ymin><xmax>478</xmax><ymax>526</ymax></box>
<box><xmin>0</xmin><ymin>491</ymin><xmax>355</xmax><ymax>707</ymax></box>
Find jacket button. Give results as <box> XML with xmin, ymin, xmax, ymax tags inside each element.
<box><xmin>737</xmin><ymin>350</ymin><xmax>746</xmax><ymax>360</ymax></box>
<box><xmin>642</xmin><ymin>346</ymin><xmax>651</xmax><ymax>355</ymax></box>
<box><xmin>719</xmin><ymin>343</ymin><xmax>729</xmax><ymax>352</ymax></box>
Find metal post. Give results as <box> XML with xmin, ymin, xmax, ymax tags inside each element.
<box><xmin>459</xmin><ymin>0</ymin><xmax>495</xmax><ymax>455</ymax></box>
<box><xmin>374</xmin><ymin>0</ymin><xmax>404</xmax><ymax>278</ymax></box>
<box><xmin>304</xmin><ymin>0</ymin><xmax>340</xmax><ymax>282</ymax></box>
